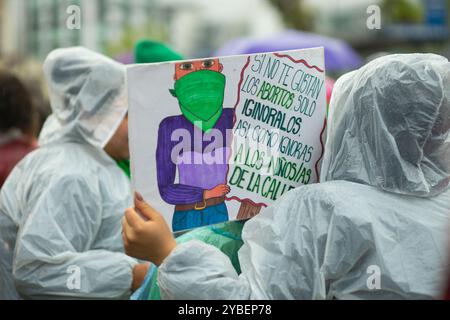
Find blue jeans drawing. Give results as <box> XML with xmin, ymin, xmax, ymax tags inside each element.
<box><xmin>172</xmin><ymin>202</ymin><xmax>229</xmax><ymax>232</ymax></box>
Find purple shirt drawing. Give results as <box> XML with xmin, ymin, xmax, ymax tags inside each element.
<box><xmin>156</xmin><ymin>108</ymin><xmax>234</xmax><ymax>205</ymax></box>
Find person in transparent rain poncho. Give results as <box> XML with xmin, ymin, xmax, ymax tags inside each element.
<box><xmin>0</xmin><ymin>47</ymin><xmax>149</xmax><ymax>300</ymax></box>
<box><xmin>122</xmin><ymin>53</ymin><xmax>450</xmax><ymax>300</ymax></box>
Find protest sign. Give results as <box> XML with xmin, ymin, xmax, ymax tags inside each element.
<box><xmin>128</xmin><ymin>47</ymin><xmax>327</xmax><ymax>232</ymax></box>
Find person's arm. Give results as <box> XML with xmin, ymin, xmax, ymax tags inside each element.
<box><xmin>123</xmin><ymin>188</ymin><xmax>338</xmax><ymax>300</ymax></box>
<box><xmin>156</xmin><ymin>119</ymin><xmax>204</xmax><ymax>204</ymax></box>
<box><xmin>123</xmin><ymin>193</ymin><xmax>251</xmax><ymax>299</ymax></box>
<box><xmin>13</xmin><ymin>175</ymin><xmax>138</xmax><ymax>299</ymax></box>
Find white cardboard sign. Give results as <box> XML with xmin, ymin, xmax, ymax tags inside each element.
<box><xmin>128</xmin><ymin>47</ymin><xmax>327</xmax><ymax>232</ymax></box>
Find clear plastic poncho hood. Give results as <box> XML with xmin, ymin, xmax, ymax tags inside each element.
<box><xmin>321</xmin><ymin>54</ymin><xmax>450</xmax><ymax>197</ymax></box>
<box><xmin>39</xmin><ymin>47</ymin><xmax>127</xmax><ymax>148</ymax></box>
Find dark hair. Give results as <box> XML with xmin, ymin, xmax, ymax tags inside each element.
<box><xmin>0</xmin><ymin>72</ymin><xmax>37</xmax><ymax>135</ymax></box>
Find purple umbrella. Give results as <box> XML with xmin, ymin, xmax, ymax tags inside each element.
<box><xmin>215</xmin><ymin>30</ymin><xmax>362</xmax><ymax>72</ymax></box>
<box><xmin>115</xmin><ymin>51</ymin><xmax>134</xmax><ymax>65</ymax></box>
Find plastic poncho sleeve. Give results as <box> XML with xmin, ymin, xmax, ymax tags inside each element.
<box><xmin>12</xmin><ymin>174</ymin><xmax>138</xmax><ymax>299</ymax></box>
<box><xmin>130</xmin><ymin>221</ymin><xmax>245</xmax><ymax>300</ymax></box>
<box><xmin>158</xmin><ymin>188</ymin><xmax>334</xmax><ymax>300</ymax></box>
<box><xmin>158</xmin><ymin>240</ymin><xmax>251</xmax><ymax>300</ymax></box>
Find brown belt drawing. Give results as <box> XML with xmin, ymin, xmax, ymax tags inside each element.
<box><xmin>175</xmin><ymin>196</ymin><xmax>226</xmax><ymax>212</ymax></box>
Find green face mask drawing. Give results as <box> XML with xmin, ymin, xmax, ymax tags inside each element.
<box><xmin>170</xmin><ymin>70</ymin><xmax>226</xmax><ymax>132</ymax></box>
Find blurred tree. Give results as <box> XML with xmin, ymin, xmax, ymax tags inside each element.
<box><xmin>105</xmin><ymin>21</ymin><xmax>169</xmax><ymax>60</ymax></box>
<box><xmin>448</xmin><ymin>0</ymin><xmax>450</xmax><ymax>24</ymax></box>
<box><xmin>381</xmin><ymin>0</ymin><xmax>424</xmax><ymax>24</ymax></box>
<box><xmin>268</xmin><ymin>0</ymin><xmax>314</xmax><ymax>31</ymax></box>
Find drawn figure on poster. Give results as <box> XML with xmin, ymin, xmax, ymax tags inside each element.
<box><xmin>156</xmin><ymin>58</ymin><xmax>236</xmax><ymax>232</ymax></box>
